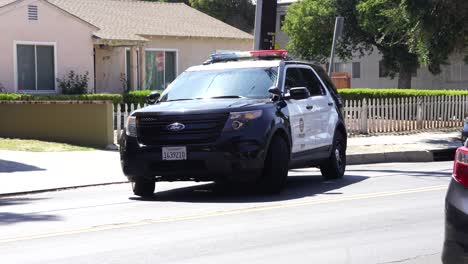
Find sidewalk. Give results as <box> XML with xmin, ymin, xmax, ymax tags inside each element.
<box><xmin>0</xmin><ymin>131</ymin><xmax>463</xmax><ymax>196</ymax></box>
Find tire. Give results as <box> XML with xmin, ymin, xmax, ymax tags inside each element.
<box><xmin>132</xmin><ymin>177</ymin><xmax>155</xmax><ymax>198</ymax></box>
<box><xmin>320</xmin><ymin>131</ymin><xmax>346</xmax><ymax>180</ymax></box>
<box><xmin>258</xmin><ymin>136</ymin><xmax>290</xmax><ymax>194</ymax></box>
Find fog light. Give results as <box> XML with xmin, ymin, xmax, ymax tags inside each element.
<box><xmin>232</xmin><ymin>120</ymin><xmax>244</xmax><ymax>130</ymax></box>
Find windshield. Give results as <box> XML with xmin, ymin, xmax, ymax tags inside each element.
<box><xmin>159</xmin><ymin>67</ymin><xmax>278</xmax><ymax>102</ymax></box>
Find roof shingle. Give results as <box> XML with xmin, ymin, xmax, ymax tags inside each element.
<box><xmin>48</xmin><ymin>0</ymin><xmax>254</xmax><ymax>41</ymax></box>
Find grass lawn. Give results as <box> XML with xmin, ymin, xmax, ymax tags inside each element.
<box><xmin>0</xmin><ymin>138</ymin><xmax>94</xmax><ymax>152</ymax></box>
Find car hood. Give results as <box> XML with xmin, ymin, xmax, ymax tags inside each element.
<box><xmin>134</xmin><ymin>98</ymin><xmax>272</xmax><ymax>115</ymax></box>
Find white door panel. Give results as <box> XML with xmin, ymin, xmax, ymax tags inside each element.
<box><xmin>287</xmin><ymin>99</ymin><xmax>308</xmax><ymax>154</ymax></box>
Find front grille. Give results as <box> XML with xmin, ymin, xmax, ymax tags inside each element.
<box><xmin>137</xmin><ymin>113</ymin><xmax>228</xmax><ymax>146</ymax></box>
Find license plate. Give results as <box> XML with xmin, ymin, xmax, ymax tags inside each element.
<box><xmin>162</xmin><ymin>146</ymin><xmax>187</xmax><ymax>161</ymax></box>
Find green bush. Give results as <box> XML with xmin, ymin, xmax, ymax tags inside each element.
<box><xmin>0</xmin><ymin>93</ymin><xmax>122</xmax><ymax>104</ymax></box>
<box><xmin>56</xmin><ymin>71</ymin><xmax>90</xmax><ymax>95</ymax></box>
<box><xmin>337</xmin><ymin>88</ymin><xmax>468</xmax><ymax>101</ymax></box>
<box><xmin>123</xmin><ymin>90</ymin><xmax>163</xmax><ymax>105</ymax></box>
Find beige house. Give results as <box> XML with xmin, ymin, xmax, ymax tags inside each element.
<box><xmin>0</xmin><ymin>0</ymin><xmax>253</xmax><ymax>94</ymax></box>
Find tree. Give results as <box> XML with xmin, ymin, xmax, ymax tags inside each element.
<box><xmin>189</xmin><ymin>0</ymin><xmax>255</xmax><ymax>33</ymax></box>
<box><xmin>282</xmin><ymin>0</ymin><xmax>465</xmax><ymax>89</ymax></box>
<box><xmin>402</xmin><ymin>0</ymin><xmax>468</xmax><ymax>74</ymax></box>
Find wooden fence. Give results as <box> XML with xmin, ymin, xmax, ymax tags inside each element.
<box><xmin>114</xmin><ymin>96</ymin><xmax>468</xmax><ymax>143</ymax></box>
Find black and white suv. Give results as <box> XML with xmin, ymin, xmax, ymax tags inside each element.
<box><xmin>120</xmin><ymin>50</ymin><xmax>347</xmax><ymax>197</ymax></box>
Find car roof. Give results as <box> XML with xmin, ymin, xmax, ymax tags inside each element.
<box><xmin>186</xmin><ymin>60</ymin><xmax>282</xmax><ymax>72</ymax></box>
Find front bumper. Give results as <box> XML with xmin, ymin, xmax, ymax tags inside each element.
<box><xmin>120</xmin><ymin>135</ymin><xmax>267</xmax><ymax>183</ymax></box>
<box><xmin>443</xmin><ymin>179</ymin><xmax>468</xmax><ymax>263</ymax></box>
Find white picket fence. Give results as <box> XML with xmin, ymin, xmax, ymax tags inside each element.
<box><xmin>114</xmin><ymin>96</ymin><xmax>468</xmax><ymax>143</ymax></box>
<box><xmin>344</xmin><ymin>96</ymin><xmax>468</xmax><ymax>135</ymax></box>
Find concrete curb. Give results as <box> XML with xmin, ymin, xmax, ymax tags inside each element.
<box><xmin>347</xmin><ymin>148</ymin><xmax>457</xmax><ymax>165</ymax></box>
<box><xmin>0</xmin><ymin>181</ymin><xmax>129</xmax><ymax>197</ymax></box>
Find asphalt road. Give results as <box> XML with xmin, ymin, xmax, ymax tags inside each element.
<box><xmin>0</xmin><ymin>161</ymin><xmax>452</xmax><ymax>264</ymax></box>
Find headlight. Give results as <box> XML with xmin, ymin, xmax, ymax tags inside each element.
<box><xmin>225</xmin><ymin>110</ymin><xmax>263</xmax><ymax>131</ymax></box>
<box><xmin>126</xmin><ymin>116</ymin><xmax>137</xmax><ymax>137</ymax></box>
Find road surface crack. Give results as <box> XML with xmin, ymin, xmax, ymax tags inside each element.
<box><xmin>377</xmin><ymin>252</ymin><xmax>440</xmax><ymax>264</ymax></box>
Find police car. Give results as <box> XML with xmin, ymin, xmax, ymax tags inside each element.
<box><xmin>120</xmin><ymin>50</ymin><xmax>347</xmax><ymax>197</ymax></box>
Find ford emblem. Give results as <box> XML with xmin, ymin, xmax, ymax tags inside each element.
<box><xmin>167</xmin><ymin>122</ymin><xmax>185</xmax><ymax>131</ymax></box>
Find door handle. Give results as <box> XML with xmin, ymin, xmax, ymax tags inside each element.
<box><xmin>306</xmin><ymin>105</ymin><xmax>314</xmax><ymax>110</ymax></box>
<box><xmin>328</xmin><ymin>102</ymin><xmax>334</xmax><ymax>106</ymax></box>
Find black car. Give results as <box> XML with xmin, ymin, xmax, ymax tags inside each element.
<box><xmin>443</xmin><ymin>140</ymin><xmax>468</xmax><ymax>263</ymax></box>
<box><xmin>120</xmin><ymin>50</ymin><xmax>347</xmax><ymax>197</ymax></box>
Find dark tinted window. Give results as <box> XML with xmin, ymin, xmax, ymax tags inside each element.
<box><xmin>299</xmin><ymin>68</ymin><xmax>324</xmax><ymax>96</ymax></box>
<box><xmin>313</xmin><ymin>65</ymin><xmax>343</xmax><ymax>107</ymax></box>
<box><xmin>284</xmin><ymin>68</ymin><xmax>305</xmax><ymax>91</ymax></box>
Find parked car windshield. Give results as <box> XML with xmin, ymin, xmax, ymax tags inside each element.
<box><xmin>159</xmin><ymin>67</ymin><xmax>278</xmax><ymax>102</ymax></box>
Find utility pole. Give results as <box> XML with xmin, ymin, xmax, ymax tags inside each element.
<box><xmin>254</xmin><ymin>0</ymin><xmax>278</xmax><ymax>50</ymax></box>
<box><xmin>328</xmin><ymin>16</ymin><xmax>344</xmax><ymax>76</ymax></box>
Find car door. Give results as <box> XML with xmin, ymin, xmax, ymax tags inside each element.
<box><xmin>299</xmin><ymin>67</ymin><xmax>336</xmax><ymax>148</ymax></box>
<box><xmin>283</xmin><ymin>66</ymin><xmax>314</xmax><ymax>154</ymax></box>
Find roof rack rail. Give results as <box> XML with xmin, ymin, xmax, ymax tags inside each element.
<box><xmin>203</xmin><ymin>50</ymin><xmax>289</xmax><ymax>65</ymax></box>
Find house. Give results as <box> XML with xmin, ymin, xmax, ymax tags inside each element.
<box><xmin>275</xmin><ymin>0</ymin><xmax>468</xmax><ymax>89</ymax></box>
<box><xmin>0</xmin><ymin>0</ymin><xmax>253</xmax><ymax>94</ymax></box>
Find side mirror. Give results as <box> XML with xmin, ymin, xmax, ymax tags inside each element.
<box><xmin>289</xmin><ymin>87</ymin><xmax>310</xmax><ymax>100</ymax></box>
<box><xmin>268</xmin><ymin>86</ymin><xmax>282</xmax><ymax>100</ymax></box>
<box><xmin>146</xmin><ymin>91</ymin><xmax>160</xmax><ymax>105</ymax></box>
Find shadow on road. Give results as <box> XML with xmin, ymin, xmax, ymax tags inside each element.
<box><xmin>0</xmin><ymin>159</ymin><xmax>46</xmax><ymax>173</ymax></box>
<box><xmin>0</xmin><ymin>197</ymin><xmax>49</xmax><ymax>207</ymax></box>
<box><xmin>131</xmin><ymin>174</ymin><xmax>368</xmax><ymax>203</ymax></box>
<box><xmin>0</xmin><ymin>212</ymin><xmax>60</xmax><ymax>225</ymax></box>
<box><xmin>0</xmin><ymin>197</ymin><xmax>61</xmax><ymax>225</ymax></box>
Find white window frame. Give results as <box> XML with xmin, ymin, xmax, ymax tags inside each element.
<box><xmin>145</xmin><ymin>48</ymin><xmax>179</xmax><ymax>89</ymax></box>
<box><xmin>13</xmin><ymin>40</ymin><xmax>57</xmax><ymax>94</ymax></box>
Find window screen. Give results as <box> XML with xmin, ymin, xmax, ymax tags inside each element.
<box><xmin>36</xmin><ymin>45</ymin><xmax>55</xmax><ymax>90</ymax></box>
<box><xmin>352</xmin><ymin>62</ymin><xmax>361</xmax><ymax>78</ymax></box>
<box><xmin>17</xmin><ymin>44</ymin><xmax>55</xmax><ymax>91</ymax></box>
<box><xmin>17</xmin><ymin>45</ymin><xmax>36</xmax><ymax>91</ymax></box>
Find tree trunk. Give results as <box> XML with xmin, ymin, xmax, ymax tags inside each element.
<box><xmin>398</xmin><ymin>66</ymin><xmax>412</xmax><ymax>89</ymax></box>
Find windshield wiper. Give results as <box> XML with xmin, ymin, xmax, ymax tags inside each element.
<box><xmin>166</xmin><ymin>98</ymin><xmax>195</xmax><ymax>102</ymax></box>
<box><xmin>208</xmin><ymin>95</ymin><xmax>246</xmax><ymax>99</ymax></box>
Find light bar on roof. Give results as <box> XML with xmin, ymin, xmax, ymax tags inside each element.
<box><xmin>208</xmin><ymin>50</ymin><xmax>288</xmax><ymax>63</ymax></box>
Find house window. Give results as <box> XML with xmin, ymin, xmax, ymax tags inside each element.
<box><xmin>280</xmin><ymin>15</ymin><xmax>286</xmax><ymax>28</ymax></box>
<box><xmin>16</xmin><ymin>44</ymin><xmax>55</xmax><ymax>91</ymax></box>
<box><xmin>352</xmin><ymin>62</ymin><xmax>361</xmax><ymax>78</ymax></box>
<box><xmin>145</xmin><ymin>50</ymin><xmax>177</xmax><ymax>90</ymax></box>
<box><xmin>125</xmin><ymin>49</ymin><xmax>131</xmax><ymax>89</ymax></box>
<box><xmin>379</xmin><ymin>60</ymin><xmax>389</xmax><ymax>78</ymax></box>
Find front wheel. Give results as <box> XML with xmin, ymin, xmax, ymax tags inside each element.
<box><xmin>132</xmin><ymin>177</ymin><xmax>155</xmax><ymax>198</ymax></box>
<box><xmin>257</xmin><ymin>136</ymin><xmax>290</xmax><ymax>194</ymax></box>
<box><xmin>320</xmin><ymin>132</ymin><xmax>346</xmax><ymax>180</ymax></box>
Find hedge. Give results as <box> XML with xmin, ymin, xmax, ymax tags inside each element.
<box><xmin>123</xmin><ymin>90</ymin><xmax>163</xmax><ymax>105</ymax></box>
<box><xmin>0</xmin><ymin>93</ymin><xmax>122</xmax><ymax>104</ymax></box>
<box><xmin>337</xmin><ymin>88</ymin><xmax>468</xmax><ymax>101</ymax></box>
<box><xmin>2</xmin><ymin>88</ymin><xmax>467</xmax><ymax>105</ymax></box>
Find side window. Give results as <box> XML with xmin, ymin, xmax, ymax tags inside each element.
<box><xmin>284</xmin><ymin>68</ymin><xmax>305</xmax><ymax>91</ymax></box>
<box><xmin>299</xmin><ymin>68</ymin><xmax>325</xmax><ymax>96</ymax></box>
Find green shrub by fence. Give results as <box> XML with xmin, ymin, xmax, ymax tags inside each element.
<box><xmin>0</xmin><ymin>93</ymin><xmax>122</xmax><ymax>104</ymax></box>
<box><xmin>123</xmin><ymin>90</ymin><xmax>163</xmax><ymax>105</ymax></box>
<box><xmin>337</xmin><ymin>88</ymin><xmax>468</xmax><ymax>101</ymax></box>
<box><xmin>2</xmin><ymin>88</ymin><xmax>468</xmax><ymax>105</ymax></box>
